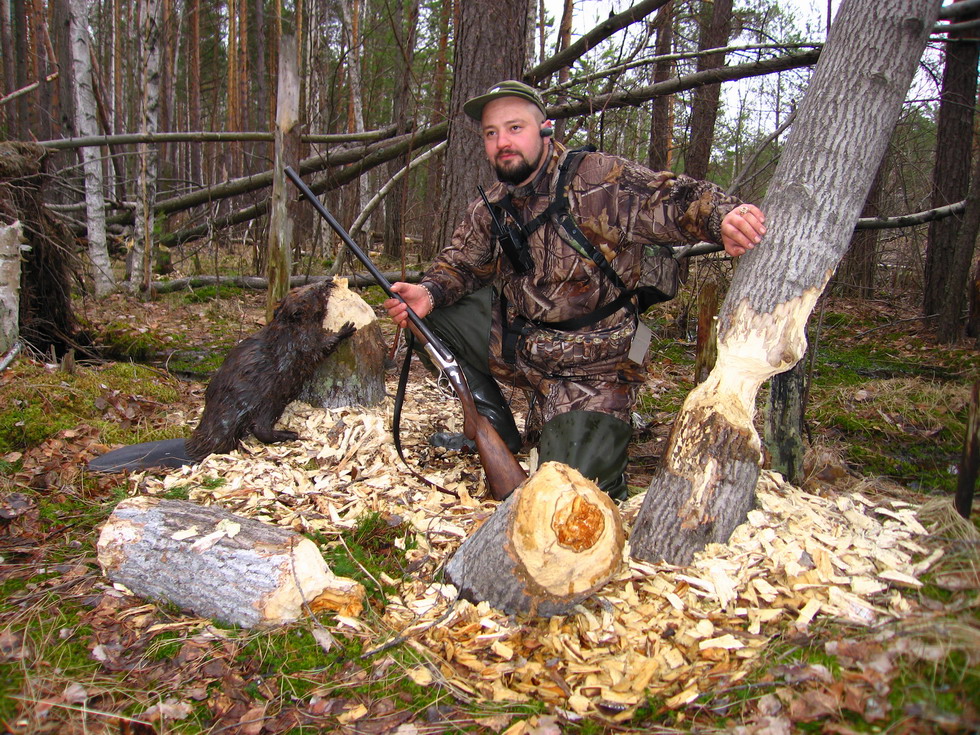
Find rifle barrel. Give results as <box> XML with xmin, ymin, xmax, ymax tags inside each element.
<box><xmin>283</xmin><ymin>167</ymin><xmax>445</xmax><ymax>354</ymax></box>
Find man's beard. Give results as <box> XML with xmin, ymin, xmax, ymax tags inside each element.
<box><xmin>494</xmin><ymin>143</ymin><xmax>544</xmax><ymax>185</ymax></box>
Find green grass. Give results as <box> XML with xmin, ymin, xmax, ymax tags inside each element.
<box><xmin>0</xmin><ymin>361</ymin><xmax>186</xmax><ymax>453</ymax></box>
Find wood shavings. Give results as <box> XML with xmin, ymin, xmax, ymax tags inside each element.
<box><xmin>129</xmin><ymin>376</ymin><xmax>936</xmax><ymax>720</ymax></box>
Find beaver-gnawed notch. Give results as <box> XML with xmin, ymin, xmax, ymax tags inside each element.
<box><xmin>0</xmin><ymin>142</ymin><xmax>83</xmax><ymax>358</ymax></box>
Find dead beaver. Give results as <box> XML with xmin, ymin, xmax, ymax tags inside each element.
<box><xmin>88</xmin><ymin>281</ymin><xmax>356</xmax><ymax>472</ymax></box>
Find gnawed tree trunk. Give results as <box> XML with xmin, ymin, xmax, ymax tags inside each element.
<box><xmin>267</xmin><ymin>33</ymin><xmax>300</xmax><ymax>323</ymax></box>
<box><xmin>630</xmin><ymin>0</ymin><xmax>939</xmax><ymax>566</ymax></box>
<box><xmin>445</xmin><ymin>462</ymin><xmax>624</xmax><ymax>616</ymax></box>
<box><xmin>97</xmin><ymin>497</ymin><xmax>365</xmax><ymax>628</ymax></box>
<box><xmin>0</xmin><ymin>221</ymin><xmax>22</xmax><ymax>354</ymax></box>
<box><xmin>68</xmin><ymin>0</ymin><xmax>113</xmax><ymax>296</ymax></box>
<box><xmin>300</xmin><ymin>279</ymin><xmax>387</xmax><ymax>408</ymax></box>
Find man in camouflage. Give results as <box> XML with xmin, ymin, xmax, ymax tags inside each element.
<box><xmin>386</xmin><ymin>80</ymin><xmax>766</xmax><ymax>500</ymax></box>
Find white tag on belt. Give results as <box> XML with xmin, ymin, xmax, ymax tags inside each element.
<box><xmin>628</xmin><ymin>322</ymin><xmax>652</xmax><ymax>364</ymax></box>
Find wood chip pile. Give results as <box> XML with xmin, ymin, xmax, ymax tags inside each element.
<box><xmin>131</xmin><ymin>383</ymin><xmax>936</xmax><ymax>720</ymax></box>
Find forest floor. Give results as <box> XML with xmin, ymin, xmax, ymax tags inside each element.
<box><xmin>1</xmin><ymin>276</ymin><xmax>979</xmax><ymax>735</ymax></box>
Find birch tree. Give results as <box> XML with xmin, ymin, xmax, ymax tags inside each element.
<box><xmin>130</xmin><ymin>0</ymin><xmax>162</xmax><ymax>292</ymax></box>
<box><xmin>630</xmin><ymin>0</ymin><xmax>941</xmax><ymax>566</ymax></box>
<box><xmin>69</xmin><ymin>0</ymin><xmax>114</xmax><ymax>296</ymax></box>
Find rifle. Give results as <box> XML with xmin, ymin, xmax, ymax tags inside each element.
<box><xmin>284</xmin><ymin>167</ymin><xmax>528</xmax><ymax>501</ymax></box>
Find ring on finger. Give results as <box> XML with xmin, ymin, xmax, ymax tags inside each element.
<box><xmin>738</xmin><ymin>205</ymin><xmax>749</xmax><ymax>215</ymax></box>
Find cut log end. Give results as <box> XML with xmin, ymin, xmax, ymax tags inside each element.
<box><xmin>97</xmin><ymin>497</ymin><xmax>365</xmax><ymax>628</ymax></box>
<box><xmin>446</xmin><ymin>461</ymin><xmax>625</xmax><ymax>616</ymax></box>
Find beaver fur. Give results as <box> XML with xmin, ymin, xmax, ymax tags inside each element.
<box><xmin>183</xmin><ymin>281</ymin><xmax>355</xmax><ymax>460</ymax></box>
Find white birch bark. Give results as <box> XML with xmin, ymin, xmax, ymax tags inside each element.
<box><xmin>69</xmin><ymin>0</ymin><xmax>114</xmax><ymax>296</ymax></box>
<box><xmin>130</xmin><ymin>0</ymin><xmax>162</xmax><ymax>292</ymax></box>
<box><xmin>0</xmin><ymin>221</ymin><xmax>23</xmax><ymax>354</ymax></box>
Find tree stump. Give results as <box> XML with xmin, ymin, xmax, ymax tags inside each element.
<box><xmin>300</xmin><ymin>277</ymin><xmax>386</xmax><ymax>408</ymax></box>
<box><xmin>97</xmin><ymin>497</ymin><xmax>364</xmax><ymax>628</ymax></box>
<box><xmin>445</xmin><ymin>461</ymin><xmax>624</xmax><ymax>616</ymax></box>
<box><xmin>0</xmin><ymin>221</ymin><xmax>22</xmax><ymax>354</ymax></box>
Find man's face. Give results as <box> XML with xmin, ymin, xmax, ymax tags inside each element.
<box><xmin>481</xmin><ymin>97</ymin><xmax>548</xmax><ymax>186</ymax></box>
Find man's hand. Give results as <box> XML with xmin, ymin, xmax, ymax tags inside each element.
<box><xmin>384</xmin><ymin>282</ymin><xmax>433</xmax><ymax>328</ymax></box>
<box><xmin>721</xmin><ymin>204</ymin><xmax>766</xmax><ymax>257</ymax></box>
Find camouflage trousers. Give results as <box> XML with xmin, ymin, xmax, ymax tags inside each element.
<box><xmin>426</xmin><ymin>287</ymin><xmax>646</xmax><ymax>432</ymax></box>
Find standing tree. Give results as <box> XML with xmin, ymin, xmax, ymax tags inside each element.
<box><xmin>923</xmin><ymin>5</ymin><xmax>979</xmax><ymax>340</ymax></box>
<box><xmin>630</xmin><ymin>0</ymin><xmax>940</xmax><ymax>566</ymax></box>
<box><xmin>684</xmin><ymin>0</ymin><xmax>733</xmax><ymax>180</ymax></box>
<box><xmin>131</xmin><ymin>0</ymin><xmax>162</xmax><ymax>293</ymax></box>
<box><xmin>68</xmin><ymin>0</ymin><xmax>114</xmax><ymax>296</ymax></box>
<box><xmin>435</xmin><ymin>0</ymin><xmax>530</xmax><ymax>254</ymax></box>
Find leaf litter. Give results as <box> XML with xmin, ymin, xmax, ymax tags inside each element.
<box><xmin>122</xmin><ymin>371</ymin><xmax>952</xmax><ymax>728</ymax></box>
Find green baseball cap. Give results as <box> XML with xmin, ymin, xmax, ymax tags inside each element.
<box><xmin>463</xmin><ymin>80</ymin><xmax>547</xmax><ymax>122</ymax></box>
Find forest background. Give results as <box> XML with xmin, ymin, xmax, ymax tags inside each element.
<box><xmin>0</xmin><ymin>0</ymin><xmax>979</xmax><ymax>733</ymax></box>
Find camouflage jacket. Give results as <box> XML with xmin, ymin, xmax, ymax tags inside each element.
<box><xmin>421</xmin><ymin>142</ymin><xmax>741</xmax><ymax>332</ymax></box>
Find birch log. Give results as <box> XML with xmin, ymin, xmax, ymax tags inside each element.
<box><xmin>68</xmin><ymin>0</ymin><xmax>114</xmax><ymax>296</ymax></box>
<box><xmin>0</xmin><ymin>221</ymin><xmax>21</xmax><ymax>354</ymax></box>
<box><xmin>445</xmin><ymin>462</ymin><xmax>624</xmax><ymax>616</ymax></box>
<box><xmin>97</xmin><ymin>497</ymin><xmax>364</xmax><ymax>628</ymax></box>
<box><xmin>630</xmin><ymin>0</ymin><xmax>940</xmax><ymax>565</ymax></box>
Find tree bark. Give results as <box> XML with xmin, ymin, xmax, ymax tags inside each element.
<box><xmin>266</xmin><ymin>33</ymin><xmax>300</xmax><ymax>323</ymax></box>
<box><xmin>436</xmin><ymin>0</ymin><xmax>529</xmax><ymax>257</ymax></box>
<box><xmin>937</xmin><ymin>126</ymin><xmax>980</xmax><ymax>342</ymax></box>
<box><xmin>68</xmin><ymin>0</ymin><xmax>114</xmax><ymax>296</ymax></box>
<box><xmin>445</xmin><ymin>462</ymin><xmax>624</xmax><ymax>616</ymax></box>
<box><xmin>131</xmin><ymin>0</ymin><xmax>162</xmax><ymax>293</ymax></box>
<box><xmin>630</xmin><ymin>0</ymin><xmax>940</xmax><ymax>566</ymax></box>
<box><xmin>836</xmin><ymin>156</ymin><xmax>886</xmax><ymax>298</ymax></box>
<box><xmin>764</xmin><ymin>355</ymin><xmax>808</xmax><ymax>485</ymax></box>
<box><xmin>0</xmin><ymin>221</ymin><xmax>22</xmax><ymax>354</ymax></box>
<box><xmin>923</xmin><ymin>8</ymin><xmax>979</xmax><ymax>326</ymax></box>
<box><xmin>955</xmin><ymin>380</ymin><xmax>979</xmax><ymax>518</ymax></box>
<box><xmin>647</xmin><ymin>1</ymin><xmax>674</xmax><ymax>172</ymax></box>
<box><xmin>187</xmin><ymin>0</ymin><xmax>202</xmax><ymax>188</ymax></box>
<box><xmin>300</xmin><ymin>279</ymin><xmax>386</xmax><ymax>409</ymax></box>
<box><xmin>684</xmin><ymin>0</ymin><xmax>733</xmax><ymax>180</ymax></box>
<box><xmin>97</xmin><ymin>497</ymin><xmax>365</xmax><ymax>628</ymax></box>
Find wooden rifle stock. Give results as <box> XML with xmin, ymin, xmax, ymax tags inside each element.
<box><xmin>284</xmin><ymin>167</ymin><xmax>527</xmax><ymax>500</ymax></box>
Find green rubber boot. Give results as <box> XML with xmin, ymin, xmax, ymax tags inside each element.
<box><xmin>537</xmin><ymin>410</ymin><xmax>631</xmax><ymax>501</ymax></box>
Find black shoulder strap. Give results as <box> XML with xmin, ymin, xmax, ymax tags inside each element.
<box><xmin>545</xmin><ymin>146</ymin><xmax>630</xmax><ymax>295</ymax></box>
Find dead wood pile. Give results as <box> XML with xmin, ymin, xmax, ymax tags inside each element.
<box><xmin>125</xmin><ymin>374</ymin><xmax>940</xmax><ymax>721</ymax></box>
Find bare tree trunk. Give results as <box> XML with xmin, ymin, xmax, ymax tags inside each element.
<box><xmin>923</xmin><ymin>11</ymin><xmax>979</xmax><ymax>328</ymax></box>
<box><xmin>339</xmin><ymin>0</ymin><xmax>371</xmax><ymax>240</ymax></box>
<box><xmin>764</xmin><ymin>354</ymin><xmax>808</xmax><ymax>485</ymax></box>
<box><xmin>187</xmin><ymin>0</ymin><xmax>201</xmax><ymax>188</ymax></box>
<box><xmin>266</xmin><ymin>33</ymin><xmax>299</xmax><ymax>322</ymax></box>
<box><xmin>382</xmin><ymin>0</ymin><xmax>419</xmax><ymax>259</ymax></box>
<box><xmin>0</xmin><ymin>221</ymin><xmax>22</xmax><ymax>354</ymax></box>
<box><xmin>647</xmin><ymin>0</ymin><xmax>673</xmax><ymax>172</ymax></box>
<box><xmin>436</xmin><ymin>0</ymin><xmax>529</xmax><ymax>255</ymax></box>
<box><xmin>69</xmin><ymin>0</ymin><xmax>114</xmax><ymax>296</ymax></box>
<box><xmin>683</xmin><ymin>0</ymin><xmax>732</xmax><ymax>180</ymax></box>
<box><xmin>836</xmin><ymin>155</ymin><xmax>886</xmax><ymax>298</ymax></box>
<box><xmin>131</xmin><ymin>0</ymin><xmax>162</xmax><ymax>293</ymax></box>
<box><xmin>630</xmin><ymin>0</ymin><xmax>940</xmax><ymax>566</ymax></box>
<box><xmin>0</xmin><ymin>0</ymin><xmax>14</xmax><ymax>135</ymax></box>
<box><xmin>938</xmin><ymin>131</ymin><xmax>980</xmax><ymax>342</ymax></box>
<box><xmin>421</xmin><ymin>0</ymin><xmax>452</xmax><ymax>260</ymax></box>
